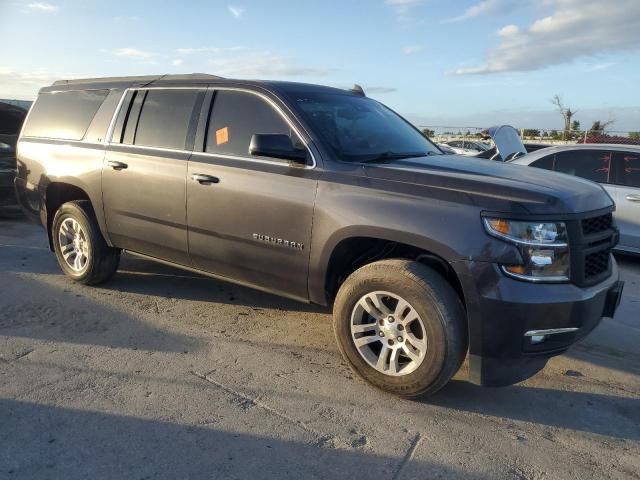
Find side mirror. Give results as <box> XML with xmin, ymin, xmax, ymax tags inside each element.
<box><xmin>249</xmin><ymin>134</ymin><xmax>308</xmax><ymax>166</ymax></box>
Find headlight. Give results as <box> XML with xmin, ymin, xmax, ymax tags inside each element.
<box><xmin>483</xmin><ymin>218</ymin><xmax>570</xmax><ymax>282</ymax></box>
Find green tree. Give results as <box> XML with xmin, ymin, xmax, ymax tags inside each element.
<box><xmin>571</xmin><ymin>120</ymin><xmax>581</xmax><ymax>131</ymax></box>
<box><xmin>523</xmin><ymin>129</ymin><xmax>541</xmax><ymax>138</ymax></box>
<box><xmin>590</xmin><ymin>120</ymin><xmax>615</xmax><ymax>134</ymax></box>
<box><xmin>421</xmin><ymin>128</ymin><xmax>435</xmax><ymax>138</ymax></box>
<box><xmin>629</xmin><ymin>132</ymin><xmax>640</xmax><ymax>140</ymax></box>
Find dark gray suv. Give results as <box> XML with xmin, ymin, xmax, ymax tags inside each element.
<box><xmin>15</xmin><ymin>74</ymin><xmax>623</xmax><ymax>397</ymax></box>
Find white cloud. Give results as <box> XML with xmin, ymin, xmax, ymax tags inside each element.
<box><xmin>175</xmin><ymin>46</ymin><xmax>245</xmax><ymax>55</ymax></box>
<box><xmin>443</xmin><ymin>0</ymin><xmax>515</xmax><ymax>23</ymax></box>
<box><xmin>172</xmin><ymin>59</ymin><xmax>184</xmax><ymax>66</ymax></box>
<box><xmin>113</xmin><ymin>15</ymin><xmax>139</xmax><ymax>22</ymax></box>
<box><xmin>497</xmin><ymin>24</ymin><xmax>519</xmax><ymax>37</ymax></box>
<box><xmin>385</xmin><ymin>0</ymin><xmax>421</xmax><ymax>5</ymax></box>
<box><xmin>0</xmin><ymin>68</ymin><xmax>60</xmax><ymax>99</ymax></box>
<box><xmin>27</xmin><ymin>2</ymin><xmax>57</xmax><ymax>12</ymax></box>
<box><xmin>402</xmin><ymin>45</ymin><xmax>424</xmax><ymax>55</ymax></box>
<box><xmin>207</xmin><ymin>52</ymin><xmax>332</xmax><ymax>78</ymax></box>
<box><xmin>112</xmin><ymin>48</ymin><xmax>156</xmax><ymax>59</ymax></box>
<box><xmin>587</xmin><ymin>62</ymin><xmax>615</xmax><ymax>72</ymax></box>
<box><xmin>364</xmin><ymin>86</ymin><xmax>397</xmax><ymax>94</ymax></box>
<box><xmin>454</xmin><ymin>0</ymin><xmax>640</xmax><ymax>75</ymax></box>
<box><xmin>385</xmin><ymin>0</ymin><xmax>423</xmax><ymax>19</ymax></box>
<box><xmin>227</xmin><ymin>5</ymin><xmax>244</xmax><ymax>18</ymax></box>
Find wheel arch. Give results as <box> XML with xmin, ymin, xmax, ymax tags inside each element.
<box><xmin>315</xmin><ymin>228</ymin><xmax>466</xmax><ymax>310</ymax></box>
<box><xmin>44</xmin><ymin>182</ymin><xmax>93</xmax><ymax>251</ymax></box>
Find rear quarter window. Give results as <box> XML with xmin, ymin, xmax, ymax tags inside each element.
<box><xmin>22</xmin><ymin>90</ymin><xmax>109</xmax><ymax>141</ymax></box>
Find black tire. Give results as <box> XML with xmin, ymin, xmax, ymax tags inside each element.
<box><xmin>51</xmin><ymin>200</ymin><xmax>120</xmax><ymax>285</ymax></box>
<box><xmin>333</xmin><ymin>259</ymin><xmax>467</xmax><ymax>398</ymax></box>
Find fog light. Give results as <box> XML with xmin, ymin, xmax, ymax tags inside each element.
<box><xmin>530</xmin><ymin>335</ymin><xmax>546</xmax><ymax>344</ymax></box>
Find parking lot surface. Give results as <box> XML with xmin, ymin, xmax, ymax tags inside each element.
<box><xmin>1</xmin><ymin>214</ymin><xmax>639</xmax><ymax>479</ymax></box>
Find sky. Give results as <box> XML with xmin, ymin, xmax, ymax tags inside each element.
<box><xmin>1</xmin><ymin>0</ymin><xmax>639</xmax><ymax>130</ymax></box>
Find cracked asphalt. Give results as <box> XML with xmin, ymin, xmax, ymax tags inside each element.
<box><xmin>1</xmin><ymin>212</ymin><xmax>639</xmax><ymax>479</ymax></box>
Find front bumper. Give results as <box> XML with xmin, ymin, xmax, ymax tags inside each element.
<box><xmin>455</xmin><ymin>257</ymin><xmax>623</xmax><ymax>387</ymax></box>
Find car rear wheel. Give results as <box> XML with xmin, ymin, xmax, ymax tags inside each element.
<box><xmin>333</xmin><ymin>259</ymin><xmax>467</xmax><ymax>398</ymax></box>
<box><xmin>52</xmin><ymin>200</ymin><xmax>120</xmax><ymax>285</ymax></box>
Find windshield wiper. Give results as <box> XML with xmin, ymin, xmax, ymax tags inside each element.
<box><xmin>359</xmin><ymin>151</ymin><xmax>433</xmax><ymax>164</ymax></box>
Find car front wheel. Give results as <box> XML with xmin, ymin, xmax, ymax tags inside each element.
<box><xmin>333</xmin><ymin>259</ymin><xmax>467</xmax><ymax>398</ymax></box>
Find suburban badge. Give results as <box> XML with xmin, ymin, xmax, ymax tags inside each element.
<box><xmin>252</xmin><ymin>233</ymin><xmax>304</xmax><ymax>250</ymax></box>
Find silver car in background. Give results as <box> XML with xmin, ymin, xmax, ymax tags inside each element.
<box><xmin>510</xmin><ymin>144</ymin><xmax>640</xmax><ymax>255</ymax></box>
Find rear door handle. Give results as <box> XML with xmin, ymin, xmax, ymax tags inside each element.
<box><xmin>626</xmin><ymin>194</ymin><xmax>640</xmax><ymax>202</ymax></box>
<box><xmin>107</xmin><ymin>160</ymin><xmax>128</xmax><ymax>170</ymax></box>
<box><xmin>191</xmin><ymin>173</ymin><xmax>220</xmax><ymax>184</ymax></box>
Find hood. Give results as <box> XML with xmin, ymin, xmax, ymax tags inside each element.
<box><xmin>364</xmin><ymin>154</ymin><xmax>614</xmax><ymax>215</ymax></box>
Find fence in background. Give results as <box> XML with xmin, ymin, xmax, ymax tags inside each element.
<box><xmin>418</xmin><ymin>126</ymin><xmax>640</xmax><ymax>146</ymax></box>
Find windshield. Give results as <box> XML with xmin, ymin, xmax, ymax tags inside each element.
<box><xmin>287</xmin><ymin>92</ymin><xmax>441</xmax><ymax>162</ymax></box>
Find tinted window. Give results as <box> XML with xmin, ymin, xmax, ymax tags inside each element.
<box><xmin>22</xmin><ymin>90</ymin><xmax>108</xmax><ymax>140</ymax></box>
<box><xmin>134</xmin><ymin>89</ymin><xmax>201</xmax><ymax>150</ymax></box>
<box><xmin>554</xmin><ymin>150</ymin><xmax>611</xmax><ymax>183</ymax></box>
<box><xmin>531</xmin><ymin>154</ymin><xmax>554</xmax><ymax>170</ymax></box>
<box><xmin>205</xmin><ymin>90</ymin><xmax>293</xmax><ymax>157</ymax></box>
<box><xmin>124</xmin><ymin>91</ymin><xmax>146</xmax><ymax>145</ymax></box>
<box><xmin>288</xmin><ymin>92</ymin><xmax>440</xmax><ymax>162</ymax></box>
<box><xmin>110</xmin><ymin>90</ymin><xmax>135</xmax><ymax>144</ymax></box>
<box><xmin>613</xmin><ymin>151</ymin><xmax>640</xmax><ymax>188</ymax></box>
<box><xmin>0</xmin><ymin>105</ymin><xmax>26</xmax><ymax>135</ymax></box>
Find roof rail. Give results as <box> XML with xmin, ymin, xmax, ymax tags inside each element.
<box><xmin>51</xmin><ymin>73</ymin><xmax>225</xmax><ymax>87</ymax></box>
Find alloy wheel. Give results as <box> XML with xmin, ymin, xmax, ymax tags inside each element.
<box><xmin>58</xmin><ymin>217</ymin><xmax>89</xmax><ymax>273</ymax></box>
<box><xmin>350</xmin><ymin>291</ymin><xmax>428</xmax><ymax>376</ymax></box>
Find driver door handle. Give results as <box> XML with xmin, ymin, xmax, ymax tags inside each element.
<box><xmin>626</xmin><ymin>194</ymin><xmax>640</xmax><ymax>202</ymax></box>
<box><xmin>107</xmin><ymin>160</ymin><xmax>128</xmax><ymax>170</ymax></box>
<box><xmin>191</xmin><ymin>173</ymin><xmax>220</xmax><ymax>184</ymax></box>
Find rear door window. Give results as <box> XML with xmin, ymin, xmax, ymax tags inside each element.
<box><xmin>205</xmin><ymin>90</ymin><xmax>296</xmax><ymax>158</ymax></box>
<box><xmin>22</xmin><ymin>90</ymin><xmax>109</xmax><ymax>140</ymax></box>
<box><xmin>553</xmin><ymin>150</ymin><xmax>611</xmax><ymax>183</ymax></box>
<box><xmin>531</xmin><ymin>154</ymin><xmax>554</xmax><ymax>170</ymax></box>
<box><xmin>132</xmin><ymin>89</ymin><xmax>202</xmax><ymax>150</ymax></box>
<box><xmin>613</xmin><ymin>151</ymin><xmax>640</xmax><ymax>188</ymax></box>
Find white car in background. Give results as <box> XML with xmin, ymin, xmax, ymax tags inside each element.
<box><xmin>509</xmin><ymin>144</ymin><xmax>640</xmax><ymax>255</ymax></box>
<box><xmin>443</xmin><ymin>140</ymin><xmax>489</xmax><ymax>156</ymax></box>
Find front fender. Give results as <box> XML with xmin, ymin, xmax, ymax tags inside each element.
<box><xmin>307</xmin><ymin>177</ymin><xmax>520</xmax><ymax>305</ymax></box>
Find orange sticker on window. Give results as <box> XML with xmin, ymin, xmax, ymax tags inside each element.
<box><xmin>216</xmin><ymin>127</ymin><xmax>229</xmax><ymax>145</ymax></box>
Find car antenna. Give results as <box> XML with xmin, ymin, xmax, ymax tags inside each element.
<box><xmin>141</xmin><ymin>74</ymin><xmax>167</xmax><ymax>87</ymax></box>
<box><xmin>350</xmin><ymin>84</ymin><xmax>366</xmax><ymax>97</ymax></box>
